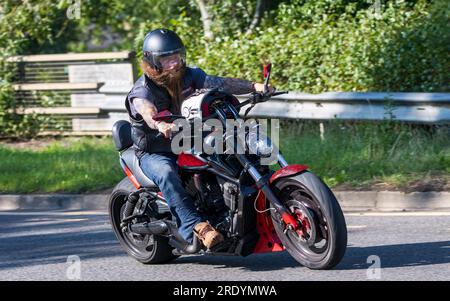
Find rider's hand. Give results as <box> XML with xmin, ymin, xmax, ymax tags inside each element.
<box><xmin>156</xmin><ymin>121</ymin><xmax>176</xmax><ymax>139</ymax></box>
<box><xmin>253</xmin><ymin>82</ymin><xmax>275</xmax><ymax>94</ymax></box>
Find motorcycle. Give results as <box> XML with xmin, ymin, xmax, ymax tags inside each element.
<box><xmin>108</xmin><ymin>64</ymin><xmax>347</xmax><ymax>269</ymax></box>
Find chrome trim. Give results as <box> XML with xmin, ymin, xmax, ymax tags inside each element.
<box><xmin>278</xmin><ymin>154</ymin><xmax>288</xmax><ymax>167</ymax></box>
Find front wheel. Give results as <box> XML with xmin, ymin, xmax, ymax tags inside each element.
<box><xmin>271</xmin><ymin>171</ymin><xmax>347</xmax><ymax>269</ymax></box>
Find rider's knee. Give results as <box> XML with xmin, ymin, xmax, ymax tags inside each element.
<box><xmin>159</xmin><ymin>164</ymin><xmax>178</xmax><ymax>180</ymax></box>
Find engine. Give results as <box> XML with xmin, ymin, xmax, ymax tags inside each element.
<box><xmin>184</xmin><ymin>174</ymin><xmax>238</xmax><ymax>234</ymax></box>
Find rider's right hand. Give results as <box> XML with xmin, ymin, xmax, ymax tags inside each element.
<box><xmin>156</xmin><ymin>121</ymin><xmax>176</xmax><ymax>139</ymax></box>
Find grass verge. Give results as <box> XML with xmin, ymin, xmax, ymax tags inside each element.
<box><xmin>280</xmin><ymin>120</ymin><xmax>450</xmax><ymax>192</ymax></box>
<box><xmin>0</xmin><ymin>121</ymin><xmax>448</xmax><ymax>193</ymax></box>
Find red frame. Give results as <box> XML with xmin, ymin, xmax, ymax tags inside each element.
<box><xmin>253</xmin><ymin>190</ymin><xmax>284</xmax><ymax>253</ymax></box>
<box><xmin>123</xmin><ymin>165</ymin><xmax>141</xmax><ymax>189</ymax></box>
<box><xmin>254</xmin><ymin>164</ymin><xmax>310</xmax><ymax>253</ymax></box>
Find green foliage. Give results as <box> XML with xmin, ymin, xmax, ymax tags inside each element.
<box><xmin>135</xmin><ymin>0</ymin><xmax>449</xmax><ymax>93</ymax></box>
<box><xmin>1</xmin><ymin>0</ymin><xmax>449</xmax><ymax>138</ymax></box>
<box><xmin>71</xmin><ymin>0</ymin><xmax>194</xmax><ymax>51</ymax></box>
<box><xmin>0</xmin><ymin>0</ymin><xmax>76</xmax><ymax>138</ymax></box>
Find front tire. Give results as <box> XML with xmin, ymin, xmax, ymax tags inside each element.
<box><xmin>271</xmin><ymin>171</ymin><xmax>347</xmax><ymax>269</ymax></box>
<box><xmin>108</xmin><ymin>177</ymin><xmax>178</xmax><ymax>264</ymax></box>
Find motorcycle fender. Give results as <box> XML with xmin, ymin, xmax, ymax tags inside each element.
<box><xmin>269</xmin><ymin>164</ymin><xmax>309</xmax><ymax>184</ymax></box>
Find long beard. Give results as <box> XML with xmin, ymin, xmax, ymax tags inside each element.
<box><xmin>142</xmin><ymin>61</ymin><xmax>186</xmax><ymax>115</ymax></box>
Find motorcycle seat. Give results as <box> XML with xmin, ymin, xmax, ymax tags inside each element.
<box><xmin>112</xmin><ymin>120</ymin><xmax>156</xmax><ymax>188</ymax></box>
<box><xmin>120</xmin><ymin>148</ymin><xmax>158</xmax><ymax>188</ymax></box>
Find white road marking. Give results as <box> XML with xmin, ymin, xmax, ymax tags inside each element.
<box><xmin>0</xmin><ymin>210</ymin><xmax>107</xmax><ymax>216</ymax></box>
<box><xmin>347</xmin><ymin>225</ymin><xmax>367</xmax><ymax>229</ymax></box>
<box><xmin>21</xmin><ymin>218</ymin><xmax>89</xmax><ymax>225</ymax></box>
<box><xmin>346</xmin><ymin>211</ymin><xmax>450</xmax><ymax>217</ymax></box>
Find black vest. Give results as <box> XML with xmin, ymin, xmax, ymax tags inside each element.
<box><xmin>125</xmin><ymin>69</ymin><xmax>204</xmax><ymax>157</ymax></box>
<box><xmin>125</xmin><ymin>75</ymin><xmax>176</xmax><ymax>157</ymax></box>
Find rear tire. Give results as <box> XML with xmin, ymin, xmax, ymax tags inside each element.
<box><xmin>271</xmin><ymin>171</ymin><xmax>347</xmax><ymax>269</ymax></box>
<box><xmin>109</xmin><ymin>177</ymin><xmax>179</xmax><ymax>264</ymax></box>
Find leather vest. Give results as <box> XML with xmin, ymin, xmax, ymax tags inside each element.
<box><xmin>125</xmin><ymin>76</ymin><xmax>175</xmax><ymax>157</ymax></box>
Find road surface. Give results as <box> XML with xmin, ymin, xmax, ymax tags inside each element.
<box><xmin>0</xmin><ymin>209</ymin><xmax>449</xmax><ymax>281</ymax></box>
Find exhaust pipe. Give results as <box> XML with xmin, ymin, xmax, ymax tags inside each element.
<box><xmin>129</xmin><ymin>220</ymin><xmax>169</xmax><ymax>235</ymax></box>
<box><xmin>169</xmin><ymin>235</ymin><xmax>202</xmax><ymax>254</ymax></box>
<box><xmin>129</xmin><ymin>220</ymin><xmax>202</xmax><ymax>254</ymax></box>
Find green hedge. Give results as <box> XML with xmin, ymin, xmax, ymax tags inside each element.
<box><xmin>0</xmin><ymin>0</ymin><xmax>77</xmax><ymax>138</ymax></box>
<box><xmin>136</xmin><ymin>0</ymin><xmax>449</xmax><ymax>93</ymax></box>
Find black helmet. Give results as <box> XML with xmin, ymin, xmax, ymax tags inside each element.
<box><xmin>142</xmin><ymin>29</ymin><xmax>186</xmax><ymax>71</ymax></box>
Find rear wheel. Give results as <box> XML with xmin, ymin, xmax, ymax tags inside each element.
<box><xmin>109</xmin><ymin>177</ymin><xmax>178</xmax><ymax>264</ymax></box>
<box><xmin>271</xmin><ymin>171</ymin><xmax>347</xmax><ymax>269</ymax></box>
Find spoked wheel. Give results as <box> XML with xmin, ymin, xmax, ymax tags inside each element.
<box><xmin>271</xmin><ymin>172</ymin><xmax>347</xmax><ymax>269</ymax></box>
<box><xmin>109</xmin><ymin>177</ymin><xmax>178</xmax><ymax>264</ymax></box>
<box><xmin>280</xmin><ymin>194</ymin><xmax>329</xmax><ymax>259</ymax></box>
<box><xmin>119</xmin><ymin>202</ymin><xmax>156</xmax><ymax>255</ymax></box>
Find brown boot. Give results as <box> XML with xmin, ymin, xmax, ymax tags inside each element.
<box><xmin>194</xmin><ymin>222</ymin><xmax>224</xmax><ymax>249</ymax></box>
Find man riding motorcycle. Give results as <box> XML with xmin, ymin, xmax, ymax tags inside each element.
<box><xmin>125</xmin><ymin>28</ymin><xmax>273</xmax><ymax>249</ymax></box>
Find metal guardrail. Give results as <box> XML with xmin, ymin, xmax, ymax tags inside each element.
<box><xmin>74</xmin><ymin>90</ymin><xmax>448</xmax><ymax>133</ymax></box>
<box><xmin>98</xmin><ymin>88</ymin><xmax>450</xmax><ymax>123</ymax></box>
<box><xmin>237</xmin><ymin>92</ymin><xmax>450</xmax><ymax>123</ymax></box>
<box><xmin>6</xmin><ymin>51</ymin><xmax>450</xmax><ymax>135</ymax></box>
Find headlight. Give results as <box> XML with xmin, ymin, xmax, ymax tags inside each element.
<box><xmin>246</xmin><ymin>124</ymin><xmax>274</xmax><ymax>157</ymax></box>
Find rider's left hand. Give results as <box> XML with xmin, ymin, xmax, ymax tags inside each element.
<box><xmin>253</xmin><ymin>82</ymin><xmax>275</xmax><ymax>94</ymax></box>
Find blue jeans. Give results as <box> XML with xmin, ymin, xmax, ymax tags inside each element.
<box><xmin>140</xmin><ymin>152</ymin><xmax>203</xmax><ymax>243</ymax></box>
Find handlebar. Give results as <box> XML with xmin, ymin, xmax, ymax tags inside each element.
<box><xmin>155</xmin><ymin>89</ymin><xmax>288</xmax><ymax>139</ymax></box>
<box><xmin>155</xmin><ymin>132</ymin><xmax>165</xmax><ymax>139</ymax></box>
<box><xmin>156</xmin><ymin>130</ymin><xmax>180</xmax><ymax>139</ymax></box>
<box><xmin>235</xmin><ymin>89</ymin><xmax>288</xmax><ymax>109</ymax></box>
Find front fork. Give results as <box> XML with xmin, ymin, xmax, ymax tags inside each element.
<box><xmin>278</xmin><ymin>154</ymin><xmax>289</xmax><ymax>168</ymax></box>
<box><xmin>237</xmin><ymin>153</ymin><xmax>299</xmax><ymax>230</ymax></box>
<box><xmin>220</xmin><ymin>101</ymin><xmax>298</xmax><ymax>230</ymax></box>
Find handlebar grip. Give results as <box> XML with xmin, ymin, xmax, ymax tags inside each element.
<box><xmin>156</xmin><ymin>130</ymin><xmax>181</xmax><ymax>140</ymax></box>
<box><xmin>271</xmin><ymin>91</ymin><xmax>288</xmax><ymax>96</ymax></box>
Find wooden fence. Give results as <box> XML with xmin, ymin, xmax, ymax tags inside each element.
<box><xmin>7</xmin><ymin>51</ymin><xmax>135</xmax><ymax>135</ymax></box>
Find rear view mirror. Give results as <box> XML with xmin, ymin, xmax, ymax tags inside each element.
<box><xmin>263</xmin><ymin>63</ymin><xmax>272</xmax><ymax>94</ymax></box>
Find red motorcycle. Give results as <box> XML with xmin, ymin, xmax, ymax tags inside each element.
<box><xmin>108</xmin><ymin>65</ymin><xmax>347</xmax><ymax>269</ymax></box>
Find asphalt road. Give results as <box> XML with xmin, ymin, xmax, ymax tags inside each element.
<box><xmin>0</xmin><ymin>209</ymin><xmax>449</xmax><ymax>281</ymax></box>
